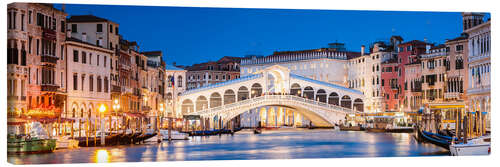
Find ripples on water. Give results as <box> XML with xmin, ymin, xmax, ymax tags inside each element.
<box><xmin>7</xmin><ymin>130</ymin><xmax>448</xmax><ymax>164</ymax></box>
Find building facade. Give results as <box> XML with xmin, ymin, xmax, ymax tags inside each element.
<box><xmin>165</xmin><ymin>65</ymin><xmax>187</xmax><ymax>118</ymax></box>
<box><xmin>64</xmin><ymin>37</ymin><xmax>114</xmax><ymax>136</ymax></box>
<box><xmin>185</xmin><ymin>56</ymin><xmax>241</xmax><ymax>89</ymax></box>
<box><xmin>465</xmin><ymin>14</ymin><xmax>490</xmax><ymax>128</ymax></box>
<box><xmin>421</xmin><ymin>45</ymin><xmax>448</xmax><ymax>104</ymax></box>
<box><xmin>7</xmin><ymin>3</ymin><xmax>68</xmax><ymax>128</ymax></box>
<box><xmin>444</xmin><ymin>34</ymin><xmax>468</xmax><ymax>102</ymax></box>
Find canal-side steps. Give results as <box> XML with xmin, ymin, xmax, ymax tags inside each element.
<box><xmin>73</xmin><ymin>132</ymin><xmax>157</xmax><ymax>147</ymax></box>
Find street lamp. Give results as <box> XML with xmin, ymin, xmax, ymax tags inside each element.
<box><xmin>99</xmin><ymin>104</ymin><xmax>106</xmax><ymax>146</ymax></box>
<box><xmin>112</xmin><ymin>99</ymin><xmax>120</xmax><ymax>133</ymax></box>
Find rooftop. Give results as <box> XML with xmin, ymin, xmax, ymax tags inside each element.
<box><xmin>67</xmin><ymin>15</ymin><xmax>110</xmax><ymax>23</ymax></box>
<box><xmin>142</xmin><ymin>51</ymin><xmax>162</xmax><ymax>57</ymax></box>
<box><xmin>165</xmin><ymin>64</ymin><xmax>185</xmax><ymax>71</ymax></box>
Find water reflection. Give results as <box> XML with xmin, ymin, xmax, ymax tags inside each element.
<box><xmin>94</xmin><ymin>149</ymin><xmax>110</xmax><ymax>163</ymax></box>
<box><xmin>8</xmin><ymin>130</ymin><xmax>448</xmax><ymax>164</ymax></box>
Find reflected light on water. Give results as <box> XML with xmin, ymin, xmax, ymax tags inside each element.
<box><xmin>94</xmin><ymin>149</ymin><xmax>110</xmax><ymax>163</ymax></box>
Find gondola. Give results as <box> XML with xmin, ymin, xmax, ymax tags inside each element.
<box><xmin>417</xmin><ymin>128</ymin><xmax>452</xmax><ymax>150</ymax></box>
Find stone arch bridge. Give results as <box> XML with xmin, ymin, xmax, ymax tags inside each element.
<box><xmin>177</xmin><ymin>65</ymin><xmax>365</xmax><ymax>127</ymax></box>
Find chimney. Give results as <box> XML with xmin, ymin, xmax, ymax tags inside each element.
<box><xmin>361</xmin><ymin>45</ymin><xmax>365</xmax><ymax>56</ymax></box>
<box><xmin>426</xmin><ymin>44</ymin><xmax>431</xmax><ymax>54</ymax></box>
<box><xmin>173</xmin><ymin>62</ymin><xmax>177</xmax><ymax>66</ymax></box>
<box><xmin>82</xmin><ymin>32</ymin><xmax>87</xmax><ymax>42</ymax></box>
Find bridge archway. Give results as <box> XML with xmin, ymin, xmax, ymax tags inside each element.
<box><xmin>290</xmin><ymin>83</ymin><xmax>301</xmax><ymax>96</ymax></box>
<box><xmin>181</xmin><ymin>99</ymin><xmax>194</xmax><ymax>114</ymax></box>
<box><xmin>316</xmin><ymin>89</ymin><xmax>327</xmax><ymax>103</ymax></box>
<box><xmin>341</xmin><ymin>95</ymin><xmax>352</xmax><ymax>109</ymax></box>
<box><xmin>251</xmin><ymin>83</ymin><xmax>262</xmax><ymax>97</ymax></box>
<box><xmin>210</xmin><ymin>93</ymin><xmax>222</xmax><ymax>108</ymax></box>
<box><xmin>354</xmin><ymin>98</ymin><xmax>364</xmax><ymax>112</ymax></box>
<box><xmin>224</xmin><ymin>89</ymin><xmax>236</xmax><ymax>105</ymax></box>
<box><xmin>328</xmin><ymin>92</ymin><xmax>339</xmax><ymax>106</ymax></box>
<box><xmin>303</xmin><ymin>86</ymin><xmax>314</xmax><ymax>100</ymax></box>
<box><xmin>195</xmin><ymin>96</ymin><xmax>208</xmax><ymax>111</ymax></box>
<box><xmin>237</xmin><ymin>86</ymin><xmax>249</xmax><ymax>101</ymax></box>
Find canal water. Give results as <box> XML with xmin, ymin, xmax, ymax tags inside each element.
<box><xmin>7</xmin><ymin>129</ymin><xmax>448</xmax><ymax>164</ymax></box>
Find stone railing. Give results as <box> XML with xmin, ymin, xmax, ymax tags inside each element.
<box><xmin>185</xmin><ymin>94</ymin><xmax>357</xmax><ymax>119</ymax></box>
<box><xmin>444</xmin><ymin>92</ymin><xmax>460</xmax><ymax>99</ymax></box>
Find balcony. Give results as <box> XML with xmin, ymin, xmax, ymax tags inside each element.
<box><xmin>444</xmin><ymin>92</ymin><xmax>460</xmax><ymax>99</ymax></box>
<box><xmin>41</xmin><ymin>84</ymin><xmax>60</xmax><ymax>92</ymax></box>
<box><xmin>42</xmin><ymin>28</ymin><xmax>57</xmax><ymax>40</ymax></box>
<box><xmin>7</xmin><ymin>65</ymin><xmax>28</xmax><ymax>75</ymax></box>
<box><xmin>111</xmin><ymin>85</ymin><xmax>121</xmax><ymax>93</ymax></box>
<box><xmin>41</xmin><ymin>54</ymin><xmax>59</xmax><ymax>64</ymax></box>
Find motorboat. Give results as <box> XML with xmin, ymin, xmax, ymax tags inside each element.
<box><xmin>55</xmin><ymin>136</ymin><xmax>79</xmax><ymax>149</ymax></box>
<box><xmin>450</xmin><ymin>135</ymin><xmax>491</xmax><ymax>156</ymax></box>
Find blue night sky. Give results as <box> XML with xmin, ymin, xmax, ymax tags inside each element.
<box><xmin>53</xmin><ymin>4</ymin><xmax>489</xmax><ymax>66</ymax></box>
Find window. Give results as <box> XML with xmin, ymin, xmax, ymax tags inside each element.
<box><xmin>28</xmin><ymin>37</ymin><xmax>32</xmax><ymax>54</ymax></box>
<box><xmin>73</xmin><ymin>73</ymin><xmax>78</xmax><ymax>90</ymax></box>
<box><xmin>97</xmin><ymin>55</ymin><xmax>100</xmax><ymax>66</ymax></box>
<box><xmin>455</xmin><ymin>58</ymin><xmax>464</xmax><ymax>69</ymax></box>
<box><xmin>60</xmin><ymin>20</ymin><xmax>65</xmax><ymax>33</ymax></box>
<box><xmin>81</xmin><ymin>75</ymin><xmax>85</xmax><ymax>91</ymax></box>
<box><xmin>104</xmin><ymin>77</ymin><xmax>108</xmax><ymax>92</ymax></box>
<box><xmin>82</xmin><ymin>51</ymin><xmax>86</xmax><ymax>64</ymax></box>
<box><xmin>71</xmin><ymin>24</ymin><xmax>77</xmax><ymax>33</ymax></box>
<box><xmin>60</xmin><ymin>72</ymin><xmax>63</xmax><ymax>88</ymax></box>
<box><xmin>36</xmin><ymin>39</ymin><xmax>39</xmax><ymax>55</ymax></box>
<box><xmin>73</xmin><ymin>50</ymin><xmax>79</xmax><ymax>62</ymax></box>
<box><xmin>28</xmin><ymin>11</ymin><xmax>32</xmax><ymax>24</ymax></box>
<box><xmin>381</xmin><ymin>79</ymin><xmax>385</xmax><ymax>86</ymax></box>
<box><xmin>21</xmin><ymin>14</ymin><xmax>24</xmax><ymax>31</ymax></box>
<box><xmin>110</xmin><ymin>24</ymin><xmax>113</xmax><ymax>33</ymax></box>
<box><xmin>178</xmin><ymin>76</ymin><xmax>183</xmax><ymax>87</ymax></box>
<box><xmin>97</xmin><ymin>24</ymin><xmax>102</xmax><ymax>32</ymax></box>
<box><xmin>89</xmin><ymin>75</ymin><xmax>94</xmax><ymax>91</ymax></box>
<box><xmin>104</xmin><ymin>56</ymin><xmax>107</xmax><ymax>67</ymax></box>
<box><xmin>60</xmin><ymin>45</ymin><xmax>64</xmax><ymax>60</ymax></box>
<box><xmin>97</xmin><ymin>76</ymin><xmax>102</xmax><ymax>92</ymax></box>
<box><xmin>115</xmin><ymin>27</ymin><xmax>118</xmax><ymax>35</ymax></box>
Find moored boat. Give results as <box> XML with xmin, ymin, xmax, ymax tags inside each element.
<box><xmin>417</xmin><ymin>128</ymin><xmax>451</xmax><ymax>149</ymax></box>
<box><xmin>160</xmin><ymin>130</ymin><xmax>189</xmax><ymax>140</ymax></box>
<box><xmin>8</xmin><ymin>137</ymin><xmax>57</xmax><ymax>154</ymax></box>
<box><xmin>450</xmin><ymin>135</ymin><xmax>491</xmax><ymax>156</ymax></box>
<box><xmin>365</xmin><ymin>128</ymin><xmax>386</xmax><ymax>133</ymax></box>
<box><xmin>339</xmin><ymin>125</ymin><xmax>364</xmax><ymax>131</ymax></box>
<box><xmin>385</xmin><ymin>126</ymin><xmax>415</xmax><ymax>133</ymax></box>
<box><xmin>55</xmin><ymin>136</ymin><xmax>79</xmax><ymax>149</ymax></box>
<box><xmin>7</xmin><ymin>122</ymin><xmax>57</xmax><ymax>154</ymax></box>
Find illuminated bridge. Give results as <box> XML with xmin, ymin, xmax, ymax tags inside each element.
<box><xmin>178</xmin><ymin>65</ymin><xmax>365</xmax><ymax>128</ymax></box>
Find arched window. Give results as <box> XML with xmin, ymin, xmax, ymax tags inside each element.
<box><xmin>167</xmin><ymin>75</ymin><xmax>173</xmax><ymax>87</ymax></box>
<box><xmin>177</xmin><ymin>76</ymin><xmax>183</xmax><ymax>87</ymax></box>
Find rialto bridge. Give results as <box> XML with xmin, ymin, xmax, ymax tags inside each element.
<box><xmin>177</xmin><ymin>65</ymin><xmax>365</xmax><ymax>128</ymax></box>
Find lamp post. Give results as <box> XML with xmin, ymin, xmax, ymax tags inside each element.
<box><xmin>159</xmin><ymin>103</ymin><xmax>164</xmax><ymax>132</ymax></box>
<box><xmin>112</xmin><ymin>99</ymin><xmax>120</xmax><ymax>133</ymax></box>
<box><xmin>99</xmin><ymin>104</ymin><xmax>106</xmax><ymax>146</ymax></box>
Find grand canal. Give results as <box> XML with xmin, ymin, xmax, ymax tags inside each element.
<box><xmin>7</xmin><ymin>129</ymin><xmax>448</xmax><ymax>164</ymax></box>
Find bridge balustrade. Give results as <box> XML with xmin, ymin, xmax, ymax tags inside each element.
<box><xmin>186</xmin><ymin>94</ymin><xmax>359</xmax><ymax>118</ymax></box>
